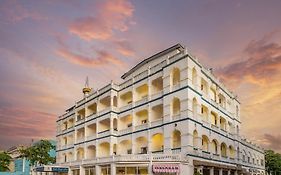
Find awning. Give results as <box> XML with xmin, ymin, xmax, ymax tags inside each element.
<box><xmin>152</xmin><ymin>164</ymin><xmax>180</xmax><ymax>173</ymax></box>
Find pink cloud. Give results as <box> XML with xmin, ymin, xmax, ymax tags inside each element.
<box><xmin>0</xmin><ymin>107</ymin><xmax>56</xmax><ymax>148</ymax></box>
<box><xmin>69</xmin><ymin>0</ymin><xmax>134</xmax><ymax>41</ymax></box>
<box><xmin>113</xmin><ymin>39</ymin><xmax>135</xmax><ymax>56</ymax></box>
<box><xmin>57</xmin><ymin>46</ymin><xmax>124</xmax><ymax>67</ymax></box>
<box><xmin>0</xmin><ymin>0</ymin><xmax>47</xmax><ymax>23</ymax></box>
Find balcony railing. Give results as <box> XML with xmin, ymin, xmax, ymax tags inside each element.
<box><xmin>120</xmin><ymin>103</ymin><xmax>132</xmax><ymax>112</ymax></box>
<box><xmin>86</xmin><ymin>134</ymin><xmax>96</xmax><ymax>141</ymax></box>
<box><xmin>169</xmin><ymin>52</ymin><xmax>183</xmax><ymax>63</ymax></box>
<box><xmin>135</xmin><ymin>123</ymin><xmax>148</xmax><ymax>131</ymax></box>
<box><xmin>98</xmin><ymin>107</ymin><xmax>110</xmax><ymax>116</ymax></box>
<box><xmin>98</xmin><ymin>129</ymin><xmax>110</xmax><ymax>137</ymax></box>
<box><xmin>151</xmin><ymin>118</ymin><xmax>163</xmax><ymax>127</ymax></box>
<box><xmin>119</xmin><ymin>79</ymin><xmax>133</xmax><ymax>89</ymax></box>
<box><xmin>119</xmin><ymin>127</ymin><xmax>132</xmax><ymax>135</ymax></box>
<box><xmin>150</xmin><ymin>60</ymin><xmax>167</xmax><ymax>74</ymax></box>
<box><xmin>76</xmin><ymin>137</ymin><xmax>85</xmax><ymax>143</ymax></box>
<box><xmin>151</xmin><ymin>90</ymin><xmax>163</xmax><ymax>99</ymax></box>
<box><xmin>134</xmin><ymin>70</ymin><xmax>148</xmax><ymax>81</ymax></box>
<box><xmin>172</xmin><ymin>83</ymin><xmax>181</xmax><ymax>91</ymax></box>
<box><xmin>172</xmin><ymin>113</ymin><xmax>181</xmax><ymax>121</ymax></box>
<box><xmin>135</xmin><ymin>96</ymin><xmax>148</xmax><ymax>106</ymax></box>
<box><xmin>171</xmin><ymin>148</ymin><xmax>181</xmax><ymax>154</ymax></box>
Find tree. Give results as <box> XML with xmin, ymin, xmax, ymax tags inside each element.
<box><xmin>0</xmin><ymin>152</ymin><xmax>12</xmax><ymax>172</ymax></box>
<box><xmin>19</xmin><ymin>140</ymin><xmax>56</xmax><ymax>166</ymax></box>
<box><xmin>265</xmin><ymin>150</ymin><xmax>281</xmax><ymax>175</ymax></box>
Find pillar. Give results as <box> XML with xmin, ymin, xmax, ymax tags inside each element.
<box><xmin>95</xmin><ymin>165</ymin><xmax>100</xmax><ymax>175</ymax></box>
<box><xmin>219</xmin><ymin>169</ymin><xmax>223</xmax><ymax>175</ymax></box>
<box><xmin>79</xmin><ymin>166</ymin><xmax>85</xmax><ymax>175</ymax></box>
<box><xmin>111</xmin><ymin>163</ymin><xmax>116</xmax><ymax>175</ymax></box>
<box><xmin>210</xmin><ymin>167</ymin><xmax>214</xmax><ymax>175</ymax></box>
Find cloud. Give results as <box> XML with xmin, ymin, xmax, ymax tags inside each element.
<box><xmin>262</xmin><ymin>134</ymin><xmax>281</xmax><ymax>152</ymax></box>
<box><xmin>57</xmin><ymin>46</ymin><xmax>124</xmax><ymax>67</ymax></box>
<box><xmin>216</xmin><ymin>32</ymin><xmax>281</xmax><ymax>87</ymax></box>
<box><xmin>0</xmin><ymin>0</ymin><xmax>47</xmax><ymax>24</ymax></box>
<box><xmin>0</xmin><ymin>107</ymin><xmax>56</xmax><ymax>148</ymax></box>
<box><xmin>69</xmin><ymin>0</ymin><xmax>134</xmax><ymax>41</ymax></box>
<box><xmin>113</xmin><ymin>39</ymin><xmax>135</xmax><ymax>56</ymax></box>
<box><xmin>214</xmin><ymin>32</ymin><xmax>281</xmax><ymax>153</ymax></box>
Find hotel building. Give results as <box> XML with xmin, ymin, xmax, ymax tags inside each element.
<box><xmin>55</xmin><ymin>44</ymin><xmax>265</xmax><ymax>175</ymax></box>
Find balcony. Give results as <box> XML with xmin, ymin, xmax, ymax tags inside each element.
<box><xmin>119</xmin><ymin>127</ymin><xmax>132</xmax><ymax>135</ymax></box>
<box><xmin>135</xmin><ymin>123</ymin><xmax>148</xmax><ymax>131</ymax></box>
<box><xmin>120</xmin><ymin>103</ymin><xmax>132</xmax><ymax>112</ymax></box>
<box><xmin>151</xmin><ymin>118</ymin><xmax>163</xmax><ymax>127</ymax></box>
<box><xmin>211</xmin><ymin>124</ymin><xmax>220</xmax><ymax>132</ymax></box>
<box><xmin>150</xmin><ymin>60</ymin><xmax>167</xmax><ymax>74</ymax></box>
<box><xmin>172</xmin><ymin>113</ymin><xmax>182</xmax><ymax>121</ymax></box>
<box><xmin>134</xmin><ymin>70</ymin><xmax>148</xmax><ymax>81</ymax></box>
<box><xmin>135</xmin><ymin>96</ymin><xmax>148</xmax><ymax>106</ymax></box>
<box><xmin>99</xmin><ymin>107</ymin><xmax>110</xmax><ymax>116</ymax></box>
<box><xmin>169</xmin><ymin>52</ymin><xmax>183</xmax><ymax>63</ymax></box>
<box><xmin>76</xmin><ymin>137</ymin><xmax>84</xmax><ymax>144</ymax></box>
<box><xmin>98</xmin><ymin>129</ymin><xmax>110</xmax><ymax>138</ymax></box>
<box><xmin>151</xmin><ymin>90</ymin><xmax>163</xmax><ymax>99</ymax></box>
<box><xmin>171</xmin><ymin>148</ymin><xmax>181</xmax><ymax>154</ymax></box>
<box><xmin>172</xmin><ymin>83</ymin><xmax>181</xmax><ymax>91</ymax></box>
<box><xmin>86</xmin><ymin>135</ymin><xmax>96</xmax><ymax>141</ymax></box>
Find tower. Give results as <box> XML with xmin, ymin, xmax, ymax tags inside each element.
<box><xmin>82</xmin><ymin>76</ymin><xmax>91</xmax><ymax>97</ymax></box>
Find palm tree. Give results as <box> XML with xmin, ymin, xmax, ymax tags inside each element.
<box><xmin>0</xmin><ymin>152</ymin><xmax>12</xmax><ymax>172</ymax></box>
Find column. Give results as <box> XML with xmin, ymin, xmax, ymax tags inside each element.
<box><xmin>210</xmin><ymin>167</ymin><xmax>214</xmax><ymax>175</ymax></box>
<box><xmin>95</xmin><ymin>165</ymin><xmax>100</xmax><ymax>175</ymax></box>
<box><xmin>111</xmin><ymin>163</ymin><xmax>116</xmax><ymax>175</ymax></box>
<box><xmin>219</xmin><ymin>169</ymin><xmax>223</xmax><ymax>175</ymax></box>
<box><xmin>234</xmin><ymin>170</ymin><xmax>238</xmax><ymax>175</ymax></box>
<box><xmin>79</xmin><ymin>166</ymin><xmax>85</xmax><ymax>175</ymax></box>
<box><xmin>228</xmin><ymin>170</ymin><xmax>231</xmax><ymax>175</ymax></box>
<box><xmin>68</xmin><ymin>168</ymin><xmax>73</xmax><ymax>175</ymax></box>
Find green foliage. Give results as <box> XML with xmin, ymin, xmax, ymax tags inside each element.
<box><xmin>19</xmin><ymin>140</ymin><xmax>56</xmax><ymax>166</ymax></box>
<box><xmin>0</xmin><ymin>152</ymin><xmax>12</xmax><ymax>172</ymax></box>
<box><xmin>265</xmin><ymin>150</ymin><xmax>281</xmax><ymax>174</ymax></box>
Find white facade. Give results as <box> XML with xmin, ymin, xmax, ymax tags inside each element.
<box><xmin>55</xmin><ymin>44</ymin><xmax>265</xmax><ymax>175</ymax></box>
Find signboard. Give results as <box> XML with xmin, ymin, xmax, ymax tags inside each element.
<box><xmin>34</xmin><ymin>166</ymin><xmax>68</xmax><ymax>173</ymax></box>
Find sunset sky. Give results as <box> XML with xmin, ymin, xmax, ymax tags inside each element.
<box><xmin>0</xmin><ymin>0</ymin><xmax>281</xmax><ymax>152</ymax></box>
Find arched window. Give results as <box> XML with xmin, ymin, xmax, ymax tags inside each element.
<box><xmin>151</xmin><ymin>133</ymin><xmax>164</xmax><ymax>152</ymax></box>
<box><xmin>172</xmin><ymin>97</ymin><xmax>181</xmax><ymax>116</ymax></box>
<box><xmin>171</xmin><ymin>67</ymin><xmax>180</xmax><ymax>86</ymax></box>
<box><xmin>229</xmin><ymin>145</ymin><xmax>235</xmax><ymax>158</ymax></box>
<box><xmin>192</xmin><ymin>98</ymin><xmax>198</xmax><ymax>117</ymax></box>
<box><xmin>87</xmin><ymin>145</ymin><xmax>96</xmax><ymax>159</ymax></box>
<box><xmin>192</xmin><ymin>68</ymin><xmax>197</xmax><ymax>86</ymax></box>
<box><xmin>113</xmin><ymin>118</ymin><xmax>118</xmax><ymax>131</ymax></box>
<box><xmin>211</xmin><ymin>139</ymin><xmax>219</xmax><ymax>154</ymax></box>
<box><xmin>221</xmin><ymin>143</ymin><xmax>227</xmax><ymax>157</ymax></box>
<box><xmin>172</xmin><ymin>130</ymin><xmax>181</xmax><ymax>149</ymax></box>
<box><xmin>202</xmin><ymin>135</ymin><xmax>209</xmax><ymax>152</ymax></box>
<box><xmin>193</xmin><ymin>130</ymin><xmax>198</xmax><ymax>147</ymax></box>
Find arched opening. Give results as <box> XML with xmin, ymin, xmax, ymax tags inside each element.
<box><xmin>135</xmin><ymin>137</ymin><xmax>148</xmax><ymax>154</ymax></box>
<box><xmin>113</xmin><ymin>118</ymin><xmax>118</xmax><ymax>131</ymax></box>
<box><xmin>87</xmin><ymin>145</ymin><xmax>96</xmax><ymax>159</ymax></box>
<box><xmin>171</xmin><ymin>67</ymin><xmax>180</xmax><ymax>86</ymax></box>
<box><xmin>211</xmin><ymin>139</ymin><xmax>219</xmax><ymax>154</ymax></box>
<box><xmin>76</xmin><ymin>147</ymin><xmax>84</xmax><ymax>160</ymax></box>
<box><xmin>135</xmin><ymin>84</ymin><xmax>149</xmax><ymax>102</ymax></box>
<box><xmin>67</xmin><ymin>152</ymin><xmax>73</xmax><ymax>162</ymax></box>
<box><xmin>192</xmin><ymin>68</ymin><xmax>197</xmax><ymax>86</ymax></box>
<box><xmin>192</xmin><ymin>98</ymin><xmax>198</xmax><ymax>117</ymax></box>
<box><xmin>221</xmin><ymin>142</ymin><xmax>227</xmax><ymax>157</ymax></box>
<box><xmin>151</xmin><ymin>133</ymin><xmax>164</xmax><ymax>153</ymax></box>
<box><xmin>171</xmin><ymin>97</ymin><xmax>181</xmax><ymax>116</ymax></box>
<box><xmin>201</xmin><ymin>105</ymin><xmax>208</xmax><ymax>122</ymax></box>
<box><xmin>229</xmin><ymin>145</ymin><xmax>235</xmax><ymax>158</ymax></box>
<box><xmin>211</xmin><ymin>112</ymin><xmax>218</xmax><ymax>126</ymax></box>
<box><xmin>119</xmin><ymin>140</ymin><xmax>132</xmax><ymax>155</ymax></box>
<box><xmin>220</xmin><ymin>117</ymin><xmax>227</xmax><ymax>131</ymax></box>
<box><xmin>193</xmin><ymin>130</ymin><xmax>198</xmax><ymax>147</ymax></box>
<box><xmin>98</xmin><ymin>142</ymin><xmax>110</xmax><ymax>157</ymax></box>
<box><xmin>63</xmin><ymin>153</ymin><xmax>67</xmax><ymax>162</ymax></box>
<box><xmin>202</xmin><ymin>135</ymin><xmax>209</xmax><ymax>152</ymax></box>
<box><xmin>113</xmin><ymin>96</ymin><xmax>118</xmax><ymax>107</ymax></box>
<box><xmin>172</xmin><ymin>130</ymin><xmax>181</xmax><ymax>149</ymax></box>
<box><xmin>87</xmin><ymin>103</ymin><xmax>97</xmax><ymax>116</ymax></box>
